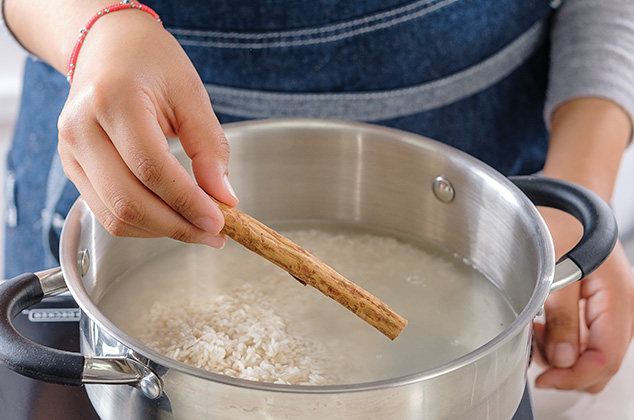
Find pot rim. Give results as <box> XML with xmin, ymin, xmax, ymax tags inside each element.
<box><xmin>61</xmin><ymin>118</ymin><xmax>555</xmax><ymax>394</ymax></box>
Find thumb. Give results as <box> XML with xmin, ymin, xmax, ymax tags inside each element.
<box><xmin>542</xmin><ymin>283</ymin><xmax>581</xmax><ymax>368</ymax></box>
<box><xmin>186</xmin><ymin>120</ymin><xmax>239</xmax><ymax>206</ymax></box>
<box><xmin>172</xmin><ymin>84</ymin><xmax>239</xmax><ymax>207</ymax></box>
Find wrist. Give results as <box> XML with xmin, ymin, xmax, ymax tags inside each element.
<box><xmin>67</xmin><ymin>8</ymin><xmax>173</xmax><ymax>90</ymax></box>
<box><xmin>67</xmin><ymin>2</ymin><xmax>162</xmax><ymax>84</ymax></box>
<box><xmin>4</xmin><ymin>0</ymin><xmax>115</xmax><ymax>73</ymax></box>
<box><xmin>3</xmin><ymin>0</ymin><xmax>156</xmax><ymax>76</ymax></box>
<box><xmin>544</xmin><ymin>97</ymin><xmax>630</xmax><ymax>202</ymax></box>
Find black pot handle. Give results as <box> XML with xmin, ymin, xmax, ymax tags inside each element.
<box><xmin>0</xmin><ymin>268</ymin><xmax>162</xmax><ymax>397</ymax></box>
<box><xmin>510</xmin><ymin>176</ymin><xmax>618</xmax><ymax>279</ymax></box>
<box><xmin>0</xmin><ymin>271</ymin><xmax>85</xmax><ymax>385</ymax></box>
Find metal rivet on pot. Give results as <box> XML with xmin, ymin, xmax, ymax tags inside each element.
<box><xmin>78</xmin><ymin>249</ymin><xmax>90</xmax><ymax>277</ymax></box>
<box><xmin>432</xmin><ymin>176</ymin><xmax>455</xmax><ymax>203</ymax></box>
<box><xmin>139</xmin><ymin>374</ymin><xmax>163</xmax><ymax>400</ymax></box>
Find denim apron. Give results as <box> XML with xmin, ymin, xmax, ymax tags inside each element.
<box><xmin>4</xmin><ymin>0</ymin><xmax>556</xmax><ymax>278</ymax></box>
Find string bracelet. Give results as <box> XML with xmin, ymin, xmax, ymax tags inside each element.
<box><xmin>67</xmin><ymin>0</ymin><xmax>162</xmax><ymax>84</ymax></box>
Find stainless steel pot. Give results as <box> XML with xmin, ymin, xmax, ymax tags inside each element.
<box><xmin>0</xmin><ymin>119</ymin><xmax>617</xmax><ymax>419</ymax></box>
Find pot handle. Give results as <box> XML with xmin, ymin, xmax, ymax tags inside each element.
<box><xmin>510</xmin><ymin>176</ymin><xmax>618</xmax><ymax>291</ymax></box>
<box><xmin>0</xmin><ymin>268</ymin><xmax>162</xmax><ymax>398</ymax></box>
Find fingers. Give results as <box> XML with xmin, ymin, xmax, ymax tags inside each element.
<box><xmin>533</xmin><ymin>243</ymin><xmax>634</xmax><ymax>392</ymax></box>
<box><xmin>99</xmin><ymin>86</ymin><xmax>230</xmax><ymax>232</ymax></box>
<box><xmin>55</xmin><ymin>17</ymin><xmax>235</xmax><ymax>247</ymax></box>
<box><xmin>50</xmin><ymin>11</ymin><xmax>237</xmax><ymax>252</ymax></box>
<box><xmin>167</xmin><ymin>71</ymin><xmax>239</xmax><ymax>207</ymax></box>
<box><xmin>542</xmin><ymin>282</ymin><xmax>581</xmax><ymax>369</ymax></box>
<box><xmin>532</xmin><ymin>208</ymin><xmax>582</xmax><ymax>374</ymax></box>
<box><xmin>61</xmin><ymin>154</ymin><xmax>159</xmax><ymax>239</ymax></box>
<box><xmin>58</xmin><ymin>109</ymin><xmax>227</xmax><ymax>248</ymax></box>
<box><xmin>535</xmin><ymin>349</ymin><xmax>610</xmax><ymax>393</ymax></box>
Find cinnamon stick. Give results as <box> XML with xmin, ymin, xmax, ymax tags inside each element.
<box><xmin>214</xmin><ymin>200</ymin><xmax>408</xmax><ymax>340</ymax></box>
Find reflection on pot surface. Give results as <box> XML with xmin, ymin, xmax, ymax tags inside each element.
<box><xmin>0</xmin><ymin>120</ymin><xmax>617</xmax><ymax>420</ymax></box>
<box><xmin>98</xmin><ymin>223</ymin><xmax>517</xmax><ymax>385</ymax></box>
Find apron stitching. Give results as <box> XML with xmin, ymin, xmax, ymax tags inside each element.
<box><xmin>205</xmin><ymin>20</ymin><xmax>547</xmax><ymax>120</ymax></box>
<box><xmin>170</xmin><ymin>0</ymin><xmax>460</xmax><ymax>49</ymax></box>
<box><xmin>170</xmin><ymin>0</ymin><xmax>452</xmax><ymax>38</ymax></box>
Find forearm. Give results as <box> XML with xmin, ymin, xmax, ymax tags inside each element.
<box><xmin>3</xmin><ymin>0</ymin><xmax>128</xmax><ymax>74</ymax></box>
<box><xmin>543</xmin><ymin>97</ymin><xmax>631</xmax><ymax>202</ymax></box>
<box><xmin>541</xmin><ymin>97</ymin><xmax>631</xmax><ymax>257</ymax></box>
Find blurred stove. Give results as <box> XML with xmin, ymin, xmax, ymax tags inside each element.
<box><xmin>0</xmin><ymin>296</ymin><xmax>535</xmax><ymax>420</ymax></box>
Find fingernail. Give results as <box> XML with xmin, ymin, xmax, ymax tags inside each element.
<box><xmin>223</xmin><ymin>173</ymin><xmax>238</xmax><ymax>202</ymax></box>
<box><xmin>198</xmin><ymin>216</ymin><xmax>222</xmax><ymax>235</ymax></box>
<box><xmin>552</xmin><ymin>343</ymin><xmax>576</xmax><ymax>368</ymax></box>
<box><xmin>200</xmin><ymin>234</ymin><xmax>227</xmax><ymax>249</ymax></box>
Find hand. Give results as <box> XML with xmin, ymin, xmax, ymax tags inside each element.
<box><xmin>56</xmin><ymin>10</ymin><xmax>238</xmax><ymax>247</ymax></box>
<box><xmin>532</xmin><ymin>233</ymin><xmax>634</xmax><ymax>393</ymax></box>
<box><xmin>531</xmin><ymin>97</ymin><xmax>634</xmax><ymax>393</ymax></box>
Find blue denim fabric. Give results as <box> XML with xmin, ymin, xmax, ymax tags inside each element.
<box><xmin>4</xmin><ymin>0</ymin><xmax>555</xmax><ymax>278</ymax></box>
<box><xmin>166</xmin><ymin>0</ymin><xmax>550</xmax><ymax>92</ymax></box>
<box><xmin>4</xmin><ymin>61</ymin><xmax>73</xmax><ymax>278</ymax></box>
<box><xmin>161</xmin><ymin>0</ymin><xmax>554</xmax><ymax>173</ymax></box>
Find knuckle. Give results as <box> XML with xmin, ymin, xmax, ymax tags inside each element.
<box><xmin>100</xmin><ymin>212</ymin><xmax>130</xmax><ymax>237</ymax></box>
<box><xmin>169</xmin><ymin>186</ymin><xmax>198</xmax><ymax>215</ymax></box>
<box><xmin>89</xmin><ymin>83</ymin><xmax>121</xmax><ymax>115</ymax></box>
<box><xmin>111</xmin><ymin>195</ymin><xmax>144</xmax><ymax>226</ymax></box>
<box><xmin>215</xmin><ymin>133</ymin><xmax>231</xmax><ymax>161</ymax></box>
<box><xmin>57</xmin><ymin>112</ymin><xmax>82</xmax><ymax>148</ymax></box>
<box><xmin>167</xmin><ymin>225</ymin><xmax>196</xmax><ymax>243</ymax></box>
<box><xmin>545</xmin><ymin>312</ymin><xmax>576</xmax><ymax>331</ymax></box>
<box><xmin>218</xmin><ymin>144</ymin><xmax>231</xmax><ymax>167</ymax></box>
<box><xmin>210</xmin><ymin>136</ymin><xmax>232</xmax><ymax>168</ymax></box>
<box><xmin>135</xmin><ymin>156</ymin><xmax>164</xmax><ymax>187</ymax></box>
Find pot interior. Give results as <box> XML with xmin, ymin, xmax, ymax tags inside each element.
<box><xmin>61</xmin><ymin>119</ymin><xmax>554</xmax><ymax>386</ymax></box>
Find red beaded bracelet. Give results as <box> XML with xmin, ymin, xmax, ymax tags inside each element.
<box><xmin>67</xmin><ymin>0</ymin><xmax>163</xmax><ymax>84</ymax></box>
